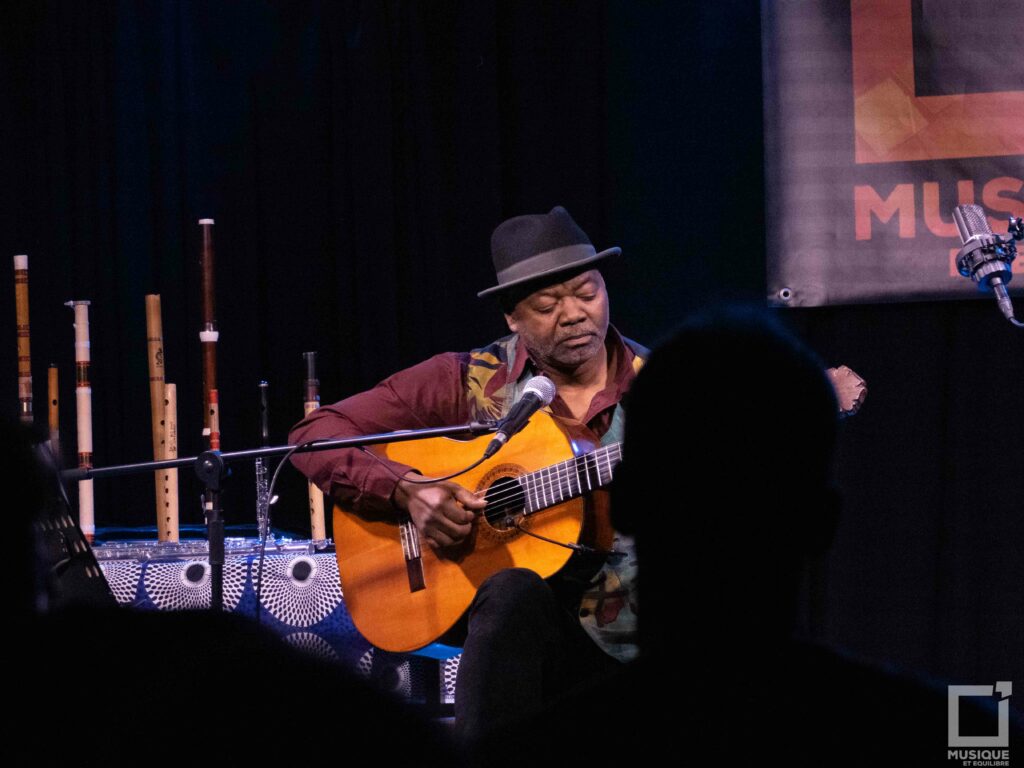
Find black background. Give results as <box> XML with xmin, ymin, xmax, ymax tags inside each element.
<box><xmin>1</xmin><ymin>1</ymin><xmax>1019</xmax><ymax>690</ymax></box>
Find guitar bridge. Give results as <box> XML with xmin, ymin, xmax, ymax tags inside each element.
<box><xmin>399</xmin><ymin>518</ymin><xmax>425</xmax><ymax>592</ymax></box>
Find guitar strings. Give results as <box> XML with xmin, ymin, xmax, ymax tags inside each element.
<box><xmin>353</xmin><ymin>441</ymin><xmax>624</xmax><ymax>512</ymax></box>
<box><xmin>468</xmin><ymin>443</ymin><xmax>624</xmax><ymax>510</ymax></box>
<box><xmin>444</xmin><ymin>443</ymin><xmax>623</xmax><ymax>513</ymax></box>
<box><xmin>479</xmin><ymin>444</ymin><xmax>624</xmax><ymax>512</ymax></box>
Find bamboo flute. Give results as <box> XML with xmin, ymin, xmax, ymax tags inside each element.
<box><xmin>48</xmin><ymin>365</ymin><xmax>59</xmax><ymax>456</ymax></box>
<box><xmin>303</xmin><ymin>352</ymin><xmax>326</xmax><ymax>541</ymax></box>
<box><xmin>65</xmin><ymin>300</ymin><xmax>94</xmax><ymax>542</ymax></box>
<box><xmin>162</xmin><ymin>383</ymin><xmax>179</xmax><ymax>542</ymax></box>
<box><xmin>14</xmin><ymin>255</ymin><xmax>32</xmax><ymax>424</ymax></box>
<box><xmin>145</xmin><ymin>294</ymin><xmax>169</xmax><ymax>538</ymax></box>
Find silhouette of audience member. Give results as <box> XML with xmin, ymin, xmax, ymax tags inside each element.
<box><xmin>2</xmin><ymin>418</ymin><xmax>459</xmax><ymax>763</ymax></box>
<box><xmin>478</xmin><ymin>308</ymin><xmax>1017</xmax><ymax>767</ymax></box>
<box><xmin>5</xmin><ymin>420</ymin><xmax>48</xmax><ymax>621</ymax></box>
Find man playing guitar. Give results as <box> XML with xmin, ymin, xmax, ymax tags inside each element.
<box><xmin>289</xmin><ymin>205</ymin><xmax>866</xmax><ymax>743</ymax></box>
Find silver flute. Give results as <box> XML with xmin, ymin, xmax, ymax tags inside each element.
<box><xmin>255</xmin><ymin>381</ymin><xmax>272</xmax><ymax>542</ymax></box>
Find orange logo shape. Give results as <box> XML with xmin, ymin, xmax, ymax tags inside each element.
<box><xmin>852</xmin><ymin>0</ymin><xmax>1024</xmax><ymax>164</ymax></box>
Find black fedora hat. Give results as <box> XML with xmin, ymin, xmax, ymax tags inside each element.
<box><xmin>477</xmin><ymin>206</ymin><xmax>621</xmax><ymax>298</ymax></box>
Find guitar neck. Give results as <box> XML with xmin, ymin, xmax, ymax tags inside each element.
<box><xmin>518</xmin><ymin>442</ymin><xmax>622</xmax><ymax>515</ymax></box>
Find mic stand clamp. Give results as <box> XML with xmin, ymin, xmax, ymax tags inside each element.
<box><xmin>956</xmin><ymin>216</ymin><xmax>1024</xmax><ymax>325</ymax></box>
<box><xmin>955</xmin><ymin>218</ymin><xmax>1021</xmax><ymax>288</ymax></box>
<box><xmin>196</xmin><ymin>450</ymin><xmax>230</xmax><ymax>612</ymax></box>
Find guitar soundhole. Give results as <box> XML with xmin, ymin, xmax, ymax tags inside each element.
<box><xmin>482</xmin><ymin>476</ymin><xmax>526</xmax><ymax>531</ymax></box>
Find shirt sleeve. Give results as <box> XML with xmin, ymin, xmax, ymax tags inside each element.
<box><xmin>288</xmin><ymin>352</ymin><xmax>470</xmax><ymax>515</ymax></box>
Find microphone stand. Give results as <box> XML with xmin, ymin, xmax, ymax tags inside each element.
<box><xmin>62</xmin><ymin>421</ymin><xmax>499</xmax><ymax>611</ymax></box>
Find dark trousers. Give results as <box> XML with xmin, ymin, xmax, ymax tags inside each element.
<box><xmin>452</xmin><ymin>567</ymin><xmax>621</xmax><ymax>743</ymax></box>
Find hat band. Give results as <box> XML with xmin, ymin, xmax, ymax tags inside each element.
<box><xmin>494</xmin><ymin>244</ymin><xmax>597</xmax><ymax>286</ymax></box>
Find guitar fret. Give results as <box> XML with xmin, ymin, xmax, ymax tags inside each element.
<box><xmin>513</xmin><ymin>442</ymin><xmax>624</xmax><ymax>516</ymax></box>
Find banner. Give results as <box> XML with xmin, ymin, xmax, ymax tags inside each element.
<box><xmin>764</xmin><ymin>0</ymin><xmax>1024</xmax><ymax>307</ymax></box>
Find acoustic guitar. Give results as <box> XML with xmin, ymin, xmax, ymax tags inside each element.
<box><xmin>332</xmin><ymin>365</ymin><xmax>866</xmax><ymax>653</ymax></box>
<box><xmin>333</xmin><ymin>410</ymin><xmax>610</xmax><ymax>652</ymax></box>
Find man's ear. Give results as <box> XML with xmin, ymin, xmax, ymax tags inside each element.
<box><xmin>505</xmin><ymin>312</ymin><xmax>519</xmax><ymax>334</ymax></box>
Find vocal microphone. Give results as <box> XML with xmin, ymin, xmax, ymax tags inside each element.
<box><xmin>483</xmin><ymin>376</ymin><xmax>557</xmax><ymax>459</ymax></box>
<box><xmin>953</xmin><ymin>204</ymin><xmax>1024</xmax><ymax>326</ymax></box>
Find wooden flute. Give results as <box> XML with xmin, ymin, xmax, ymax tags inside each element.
<box><xmin>48</xmin><ymin>365</ymin><xmax>59</xmax><ymax>457</ymax></box>
<box><xmin>145</xmin><ymin>294</ymin><xmax>179</xmax><ymax>541</ymax></box>
<box><xmin>14</xmin><ymin>255</ymin><xmax>32</xmax><ymax>424</ymax></box>
<box><xmin>145</xmin><ymin>295</ymin><xmax>167</xmax><ymax>537</ymax></box>
<box><xmin>65</xmin><ymin>300</ymin><xmax>95</xmax><ymax>543</ymax></box>
<box><xmin>163</xmin><ymin>383</ymin><xmax>179</xmax><ymax>542</ymax></box>
<box><xmin>199</xmin><ymin>218</ymin><xmax>220</xmax><ymax>450</ymax></box>
<box><xmin>303</xmin><ymin>352</ymin><xmax>327</xmax><ymax>541</ymax></box>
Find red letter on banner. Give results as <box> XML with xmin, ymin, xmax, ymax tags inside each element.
<box><xmin>855</xmin><ymin>184</ymin><xmax>915</xmax><ymax>240</ymax></box>
<box><xmin>982</xmin><ymin>177</ymin><xmax>1024</xmax><ymax>224</ymax></box>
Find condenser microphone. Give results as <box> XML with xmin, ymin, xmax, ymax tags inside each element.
<box><xmin>953</xmin><ymin>204</ymin><xmax>1021</xmax><ymax>325</ymax></box>
<box><xmin>483</xmin><ymin>376</ymin><xmax>557</xmax><ymax>459</ymax></box>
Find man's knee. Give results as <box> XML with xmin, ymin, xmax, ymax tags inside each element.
<box><xmin>471</xmin><ymin>568</ymin><xmax>553</xmax><ymax>617</ymax></box>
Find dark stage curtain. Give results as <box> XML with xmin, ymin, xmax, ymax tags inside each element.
<box><xmin>1</xmin><ymin>1</ymin><xmax>1018</xmax><ymax>695</ymax></box>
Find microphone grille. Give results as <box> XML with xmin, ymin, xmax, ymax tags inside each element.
<box><xmin>523</xmin><ymin>375</ymin><xmax>557</xmax><ymax>405</ymax></box>
<box><xmin>953</xmin><ymin>204</ymin><xmax>992</xmax><ymax>242</ymax></box>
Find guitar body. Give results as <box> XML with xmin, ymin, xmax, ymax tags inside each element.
<box><xmin>333</xmin><ymin>411</ymin><xmax>585</xmax><ymax>653</ymax></box>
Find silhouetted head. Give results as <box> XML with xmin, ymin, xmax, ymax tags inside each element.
<box><xmin>613</xmin><ymin>307</ymin><xmax>840</xmax><ymax>657</ymax></box>
<box><xmin>1</xmin><ymin>419</ymin><xmax>49</xmax><ymax>617</ymax></box>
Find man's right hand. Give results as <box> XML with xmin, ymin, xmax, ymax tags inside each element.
<box><xmin>393</xmin><ymin>474</ymin><xmax>487</xmax><ymax>549</ymax></box>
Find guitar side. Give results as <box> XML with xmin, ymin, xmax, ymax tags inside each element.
<box><xmin>333</xmin><ymin>412</ymin><xmax>585</xmax><ymax>653</ymax></box>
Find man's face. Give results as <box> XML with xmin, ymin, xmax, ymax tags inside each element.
<box><xmin>504</xmin><ymin>269</ymin><xmax>610</xmax><ymax>373</ymax></box>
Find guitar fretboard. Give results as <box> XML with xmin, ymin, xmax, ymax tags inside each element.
<box><xmin>518</xmin><ymin>442</ymin><xmax>622</xmax><ymax>515</ymax></box>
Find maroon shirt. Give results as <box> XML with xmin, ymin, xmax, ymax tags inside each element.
<box><xmin>289</xmin><ymin>326</ymin><xmax>641</xmax><ymax>515</ymax></box>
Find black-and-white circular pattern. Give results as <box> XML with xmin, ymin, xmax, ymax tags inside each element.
<box><xmin>371</xmin><ymin>655</ymin><xmax>412</xmax><ymax>699</ymax></box>
<box><xmin>142</xmin><ymin>559</ymin><xmax>246</xmax><ymax>610</ymax></box>
<box><xmin>99</xmin><ymin>560</ymin><xmax>143</xmax><ymax>605</ymax></box>
<box><xmin>283</xmin><ymin>631</ymin><xmax>340</xmax><ymax>663</ymax></box>
<box><xmin>443</xmin><ymin>655</ymin><xmax>461</xmax><ymax>705</ymax></box>
<box><xmin>256</xmin><ymin>554</ymin><xmax>342</xmax><ymax>627</ymax></box>
<box><xmin>356</xmin><ymin>647</ymin><xmax>374</xmax><ymax>678</ymax></box>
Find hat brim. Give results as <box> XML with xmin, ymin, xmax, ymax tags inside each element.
<box><xmin>477</xmin><ymin>246</ymin><xmax>621</xmax><ymax>298</ymax></box>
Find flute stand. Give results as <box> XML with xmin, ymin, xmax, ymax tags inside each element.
<box><xmin>196</xmin><ymin>450</ymin><xmax>229</xmax><ymax>612</ymax></box>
